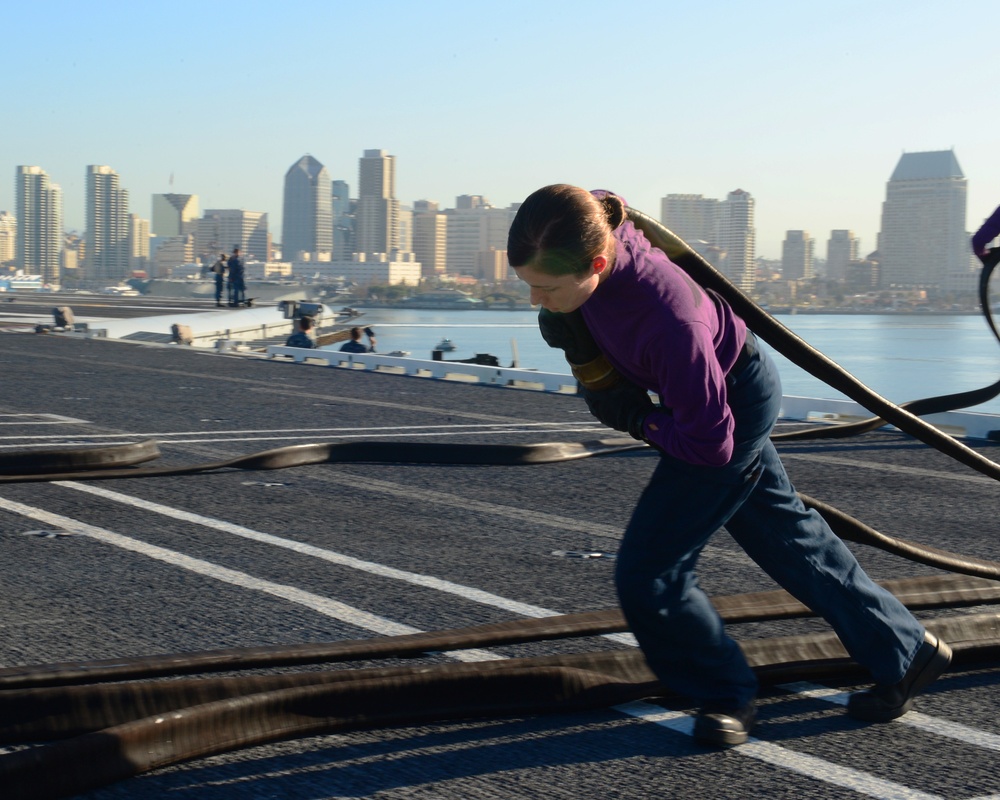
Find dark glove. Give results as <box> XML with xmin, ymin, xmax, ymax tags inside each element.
<box><xmin>538</xmin><ymin>308</ymin><xmax>620</xmax><ymax>391</ymax></box>
<box><xmin>581</xmin><ymin>380</ymin><xmax>655</xmax><ymax>440</ymax></box>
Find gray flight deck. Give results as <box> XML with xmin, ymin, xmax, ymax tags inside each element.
<box><xmin>0</xmin><ymin>296</ymin><xmax>999</xmax><ymax>800</ymax></box>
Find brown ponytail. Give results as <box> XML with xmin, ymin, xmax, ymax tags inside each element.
<box><xmin>597</xmin><ymin>192</ymin><xmax>626</xmax><ymax>230</ymax></box>
<box><xmin>507</xmin><ymin>184</ymin><xmax>616</xmax><ymax>276</ymax></box>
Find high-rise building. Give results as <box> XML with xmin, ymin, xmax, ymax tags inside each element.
<box><xmin>877</xmin><ymin>150</ymin><xmax>971</xmax><ymax>290</ymax></box>
<box><xmin>356</xmin><ymin>149</ymin><xmax>399</xmax><ymax>254</ymax></box>
<box><xmin>717</xmin><ymin>189</ymin><xmax>756</xmax><ymax>292</ymax></box>
<box><xmin>660</xmin><ymin>194</ymin><xmax>719</xmax><ymax>244</ymax></box>
<box><xmin>86</xmin><ymin>165</ymin><xmax>130</xmax><ymax>283</ymax></box>
<box><xmin>331</xmin><ymin>179</ymin><xmax>355</xmax><ymax>261</ymax></box>
<box><xmin>0</xmin><ymin>211</ymin><xmax>16</xmax><ymax>265</ymax></box>
<box><xmin>128</xmin><ymin>214</ymin><xmax>150</xmax><ymax>274</ymax></box>
<box><xmin>15</xmin><ymin>166</ymin><xmax>62</xmax><ymax>283</ymax></box>
<box><xmin>413</xmin><ymin>199</ymin><xmax>447</xmax><ymax>276</ymax></box>
<box><xmin>282</xmin><ymin>155</ymin><xmax>332</xmax><ymax>260</ymax></box>
<box><xmin>781</xmin><ymin>230</ymin><xmax>814</xmax><ymax>281</ymax></box>
<box><xmin>152</xmin><ymin>193</ymin><xmax>199</xmax><ymax>237</ymax></box>
<box><xmin>826</xmin><ymin>230</ymin><xmax>859</xmax><ymax>282</ymax></box>
<box><xmin>196</xmin><ymin>209</ymin><xmax>270</xmax><ymax>262</ymax></box>
<box><xmin>444</xmin><ymin>198</ymin><xmax>514</xmax><ymax>278</ymax></box>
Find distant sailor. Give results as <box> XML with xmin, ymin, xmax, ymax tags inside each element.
<box><xmin>285</xmin><ymin>316</ymin><xmax>315</xmax><ymax>349</ymax></box>
<box><xmin>340</xmin><ymin>326</ymin><xmax>374</xmax><ymax>353</ymax></box>
<box><xmin>227</xmin><ymin>247</ymin><xmax>246</xmax><ymax>307</ymax></box>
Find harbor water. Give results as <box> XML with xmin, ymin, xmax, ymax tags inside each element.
<box><xmin>324</xmin><ymin>308</ymin><xmax>1000</xmax><ymax>416</ymax></box>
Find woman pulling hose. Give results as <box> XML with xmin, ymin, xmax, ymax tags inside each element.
<box><xmin>507</xmin><ymin>184</ymin><xmax>951</xmax><ymax>747</ymax></box>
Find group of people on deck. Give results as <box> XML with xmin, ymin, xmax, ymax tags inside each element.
<box><xmin>209</xmin><ymin>247</ymin><xmax>247</xmax><ymax>308</ymax></box>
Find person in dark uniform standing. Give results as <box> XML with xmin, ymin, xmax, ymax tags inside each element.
<box><xmin>227</xmin><ymin>247</ymin><xmax>246</xmax><ymax>307</ymax></box>
<box><xmin>210</xmin><ymin>253</ymin><xmax>227</xmax><ymax>307</ymax></box>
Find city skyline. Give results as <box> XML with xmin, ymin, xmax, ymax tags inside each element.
<box><xmin>3</xmin><ymin>1</ymin><xmax>999</xmax><ymax>260</ymax></box>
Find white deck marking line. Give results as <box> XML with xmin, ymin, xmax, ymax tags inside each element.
<box><xmin>617</xmin><ymin>701</ymin><xmax>946</xmax><ymax>800</ymax></box>
<box><xmin>63</xmin><ymin>427</ymin><xmax>607</xmax><ymax>447</ymax></box>
<box><xmin>61</xmin><ymin>478</ymin><xmax>747</xmax><ymax>589</ymax></box>
<box><xmin>0</xmin><ymin>491</ymin><xmax>985</xmax><ymax>798</ymax></box>
<box><xmin>0</xmin><ymin>494</ymin><xmax>498</xmax><ymax>664</ymax></box>
<box><xmin>56</xmin><ymin>481</ymin><xmax>627</xmax><ymax>633</ymax></box>
<box><xmin>0</xmin><ymin>427</ymin><xmax>608</xmax><ymax>450</ymax></box>
<box><xmin>0</xmin><ymin>421</ymin><xmax>607</xmax><ymax>440</ymax></box>
<box><xmin>782</xmin><ymin>452</ymin><xmax>997</xmax><ymax>486</ymax></box>
<box><xmin>781</xmin><ymin>682</ymin><xmax>1000</xmax><ymax>751</ymax></box>
<box><xmin>0</xmin><ymin>413</ymin><xmax>89</xmax><ymax>425</ymax></box>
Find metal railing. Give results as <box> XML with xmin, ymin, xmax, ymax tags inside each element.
<box><xmin>266</xmin><ymin>347</ymin><xmax>1000</xmax><ymax>441</ymax></box>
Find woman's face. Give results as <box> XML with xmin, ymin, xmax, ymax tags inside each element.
<box><xmin>514</xmin><ymin>258</ymin><xmax>605</xmax><ymax>313</ymax></box>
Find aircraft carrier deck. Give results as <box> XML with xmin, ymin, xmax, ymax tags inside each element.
<box><xmin>1</xmin><ymin>294</ymin><xmax>999</xmax><ymax>800</ymax></box>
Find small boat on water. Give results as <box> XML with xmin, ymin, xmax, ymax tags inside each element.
<box><xmin>434</xmin><ymin>338</ymin><xmax>457</xmax><ymax>352</ymax></box>
<box><xmin>385</xmin><ymin>350</ymin><xmax>410</xmax><ymax>357</ymax></box>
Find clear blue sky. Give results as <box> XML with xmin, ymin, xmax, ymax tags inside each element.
<box><xmin>3</xmin><ymin>0</ymin><xmax>998</xmax><ymax>259</ymax></box>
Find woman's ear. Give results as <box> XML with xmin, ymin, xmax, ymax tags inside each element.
<box><xmin>592</xmin><ymin>255</ymin><xmax>608</xmax><ymax>274</ymax></box>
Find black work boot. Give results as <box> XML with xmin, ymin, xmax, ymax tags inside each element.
<box><xmin>693</xmin><ymin>700</ymin><xmax>756</xmax><ymax>747</ymax></box>
<box><xmin>848</xmin><ymin>632</ymin><xmax>952</xmax><ymax>722</ymax></box>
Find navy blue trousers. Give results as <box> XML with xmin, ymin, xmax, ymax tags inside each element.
<box><xmin>614</xmin><ymin>340</ymin><xmax>926</xmax><ymax>708</ymax></box>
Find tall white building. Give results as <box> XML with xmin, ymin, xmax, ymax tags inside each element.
<box><xmin>356</xmin><ymin>149</ymin><xmax>399</xmax><ymax>255</ymax></box>
<box><xmin>877</xmin><ymin>150</ymin><xmax>971</xmax><ymax>290</ymax></box>
<box><xmin>826</xmin><ymin>230</ymin><xmax>859</xmax><ymax>282</ymax></box>
<box><xmin>781</xmin><ymin>230</ymin><xmax>814</xmax><ymax>281</ymax></box>
<box><xmin>718</xmin><ymin>189</ymin><xmax>756</xmax><ymax>292</ymax></box>
<box><xmin>660</xmin><ymin>194</ymin><xmax>719</xmax><ymax>244</ymax></box>
<box><xmin>15</xmin><ymin>166</ymin><xmax>62</xmax><ymax>284</ymax></box>
<box><xmin>86</xmin><ymin>165</ymin><xmax>131</xmax><ymax>283</ymax></box>
<box><xmin>128</xmin><ymin>213</ymin><xmax>150</xmax><ymax>274</ymax></box>
<box><xmin>152</xmin><ymin>193</ymin><xmax>199</xmax><ymax>237</ymax></box>
<box><xmin>0</xmin><ymin>211</ymin><xmax>16</xmax><ymax>265</ymax></box>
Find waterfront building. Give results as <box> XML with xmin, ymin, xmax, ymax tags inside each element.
<box><xmin>413</xmin><ymin>199</ymin><xmax>447</xmax><ymax>277</ymax></box>
<box><xmin>331</xmin><ymin>179</ymin><xmax>355</xmax><ymax>261</ymax></box>
<box><xmin>128</xmin><ymin>213</ymin><xmax>150</xmax><ymax>275</ymax></box>
<box><xmin>477</xmin><ymin>247</ymin><xmax>510</xmax><ymax>283</ymax></box>
<box><xmin>151</xmin><ymin>193</ymin><xmax>199</xmax><ymax>237</ymax></box>
<box><xmin>15</xmin><ymin>166</ymin><xmax>62</xmax><ymax>284</ymax></box>
<box><xmin>660</xmin><ymin>194</ymin><xmax>719</xmax><ymax>244</ymax></box>
<box><xmin>356</xmin><ymin>149</ymin><xmax>399</xmax><ymax>255</ymax></box>
<box><xmin>85</xmin><ymin>165</ymin><xmax>131</xmax><ymax>284</ymax></box>
<box><xmin>877</xmin><ymin>150</ymin><xmax>972</xmax><ymax>292</ymax></box>
<box><xmin>718</xmin><ymin>189</ymin><xmax>756</xmax><ymax>292</ymax></box>
<box><xmin>826</xmin><ymin>230</ymin><xmax>859</xmax><ymax>282</ymax></box>
<box><xmin>398</xmin><ymin>205</ymin><xmax>413</xmax><ymax>254</ymax></box>
<box><xmin>444</xmin><ymin>199</ymin><xmax>514</xmax><ymax>278</ymax></box>
<box><xmin>322</xmin><ymin>251</ymin><xmax>421</xmax><ymax>286</ymax></box>
<box><xmin>781</xmin><ymin>230</ymin><xmax>814</xmax><ymax>281</ymax></box>
<box><xmin>0</xmin><ymin>211</ymin><xmax>16</xmax><ymax>265</ymax></box>
<box><xmin>195</xmin><ymin>209</ymin><xmax>270</xmax><ymax>262</ymax></box>
<box><xmin>282</xmin><ymin>155</ymin><xmax>332</xmax><ymax>261</ymax></box>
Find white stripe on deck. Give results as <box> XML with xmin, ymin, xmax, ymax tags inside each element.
<box><xmin>781</xmin><ymin>682</ymin><xmax>1000</xmax><ymax>752</ymax></box>
<box><xmin>0</xmin><ymin>494</ymin><xmax>499</xmax><ymax>663</ymax></box>
<box><xmin>53</xmin><ymin>481</ymin><xmax>618</xmax><ymax>627</ymax></box>
<box><xmin>617</xmin><ymin>701</ymin><xmax>946</xmax><ymax>800</ymax></box>
<box><xmin>0</xmin><ymin>490</ymin><xmax>992</xmax><ymax>799</ymax></box>
<box><xmin>0</xmin><ymin>420</ymin><xmax>604</xmax><ymax>441</ymax></box>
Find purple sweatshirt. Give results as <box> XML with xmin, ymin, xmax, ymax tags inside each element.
<box><xmin>579</xmin><ymin>199</ymin><xmax>747</xmax><ymax>467</ymax></box>
<box><xmin>972</xmin><ymin>205</ymin><xmax>1000</xmax><ymax>256</ymax></box>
